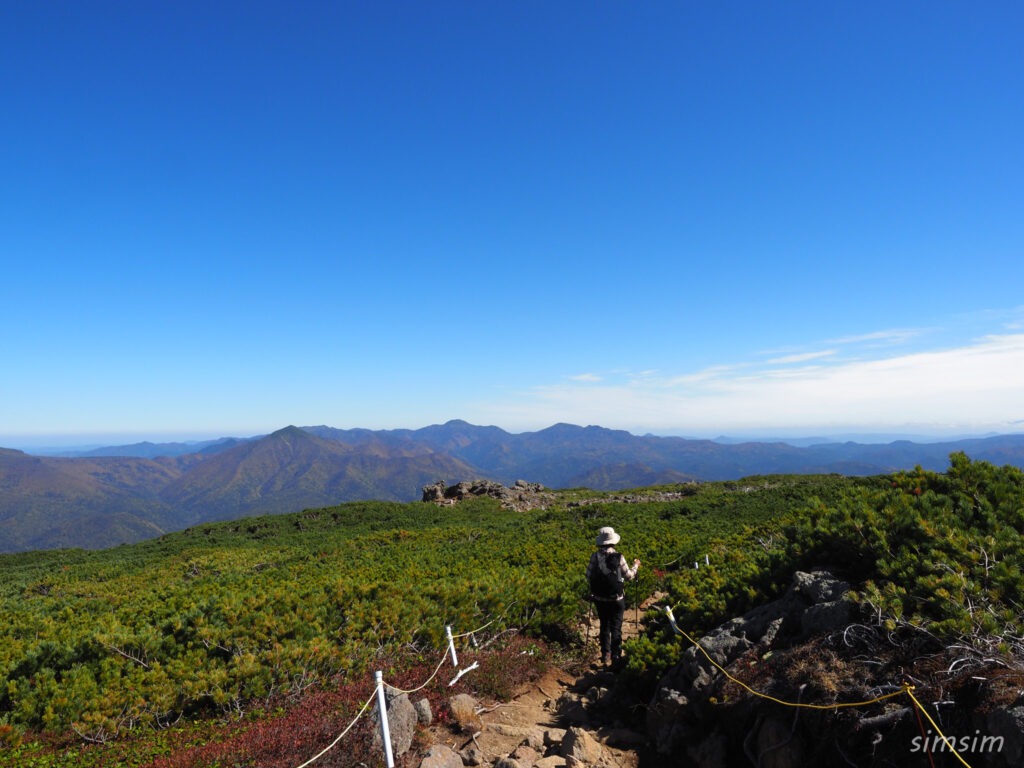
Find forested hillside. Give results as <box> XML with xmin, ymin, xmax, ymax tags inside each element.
<box><xmin>0</xmin><ymin>428</ymin><xmax>481</xmax><ymax>553</ymax></box>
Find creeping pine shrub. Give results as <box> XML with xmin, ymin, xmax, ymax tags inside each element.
<box><xmin>781</xmin><ymin>454</ymin><xmax>1024</xmax><ymax>640</ymax></box>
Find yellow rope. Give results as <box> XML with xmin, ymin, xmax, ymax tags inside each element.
<box><xmin>906</xmin><ymin>688</ymin><xmax>976</xmax><ymax>768</ymax></box>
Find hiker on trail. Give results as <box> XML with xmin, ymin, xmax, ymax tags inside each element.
<box><xmin>586</xmin><ymin>526</ymin><xmax>640</xmax><ymax>666</ymax></box>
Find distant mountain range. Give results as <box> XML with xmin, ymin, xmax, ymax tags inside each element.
<box><xmin>2</xmin><ymin>420</ymin><xmax>1024</xmax><ymax>553</ymax></box>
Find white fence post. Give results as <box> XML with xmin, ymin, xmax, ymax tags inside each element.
<box><xmin>374</xmin><ymin>671</ymin><xmax>395</xmax><ymax>768</ymax></box>
<box><xmin>446</xmin><ymin>625</ymin><xmax>458</xmax><ymax>667</ymax></box>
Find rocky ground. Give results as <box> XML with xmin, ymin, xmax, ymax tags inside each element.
<box><xmin>378</xmin><ymin>598</ymin><xmax>656</xmax><ymax>768</ymax></box>
<box><xmin>422</xmin><ymin>480</ymin><xmax>556</xmax><ymax>512</ymax></box>
<box><xmin>421</xmin><ymin>479</ymin><xmax>701</xmax><ymax>514</ymax></box>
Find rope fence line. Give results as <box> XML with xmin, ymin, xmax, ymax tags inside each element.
<box><xmin>662</xmin><ymin>607</ymin><xmax>976</xmax><ymax>768</ymax></box>
<box><xmin>298</xmin><ymin>601</ymin><xmax>978</xmax><ymax>768</ymax></box>
<box><xmin>386</xmin><ymin>643</ymin><xmax>453</xmax><ymax>696</ymax></box>
<box><xmin>293</xmin><ymin>615</ymin><xmax>505</xmax><ymax>768</ymax></box>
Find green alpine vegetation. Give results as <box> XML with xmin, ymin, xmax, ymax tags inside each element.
<box><xmin>1</xmin><ymin>456</ymin><xmax>1022</xmax><ymax>767</ymax></box>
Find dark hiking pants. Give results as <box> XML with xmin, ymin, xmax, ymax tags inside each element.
<box><xmin>595</xmin><ymin>597</ymin><xmax>625</xmax><ymax>660</ymax></box>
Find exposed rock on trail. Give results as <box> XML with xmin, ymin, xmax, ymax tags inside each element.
<box><xmin>412</xmin><ymin>600</ymin><xmax>653</xmax><ymax>767</ymax></box>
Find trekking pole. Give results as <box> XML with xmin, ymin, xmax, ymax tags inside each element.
<box><xmin>634</xmin><ymin>578</ymin><xmax>639</xmax><ymax>632</ymax></box>
<box><xmin>586</xmin><ymin>598</ymin><xmax>592</xmax><ymax>652</ymax></box>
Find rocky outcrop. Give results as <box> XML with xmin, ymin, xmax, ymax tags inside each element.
<box><xmin>422</xmin><ymin>479</ymin><xmax>552</xmax><ymax>511</ymax></box>
<box><xmin>647</xmin><ymin>571</ymin><xmax>852</xmax><ymax>762</ymax></box>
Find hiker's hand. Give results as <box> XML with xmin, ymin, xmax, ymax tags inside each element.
<box><xmin>633</xmin><ymin>559</ymin><xmax>641</xmax><ymax>567</ymax></box>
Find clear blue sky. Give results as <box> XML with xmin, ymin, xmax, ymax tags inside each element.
<box><xmin>3</xmin><ymin>1</ymin><xmax>1023</xmax><ymax>445</ymax></box>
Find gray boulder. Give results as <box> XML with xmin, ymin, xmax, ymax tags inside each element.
<box><xmin>414</xmin><ymin>697</ymin><xmax>432</xmax><ymax>725</ymax></box>
<box><xmin>370</xmin><ymin>689</ymin><xmax>417</xmax><ymax>757</ymax></box>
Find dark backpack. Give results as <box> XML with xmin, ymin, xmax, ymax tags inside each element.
<box><xmin>589</xmin><ymin>550</ymin><xmax>624</xmax><ymax>599</ymax></box>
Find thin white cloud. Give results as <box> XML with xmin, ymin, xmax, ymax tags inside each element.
<box><xmin>472</xmin><ymin>334</ymin><xmax>1024</xmax><ymax>433</ymax></box>
<box><xmin>661</xmin><ymin>364</ymin><xmax>749</xmax><ymax>388</ymax></box>
<box><xmin>766</xmin><ymin>349</ymin><xmax>837</xmax><ymax>364</ymax></box>
<box><xmin>568</xmin><ymin>373</ymin><xmax>602</xmax><ymax>382</ymax></box>
<box><xmin>828</xmin><ymin>328</ymin><xmax>924</xmax><ymax>345</ymax></box>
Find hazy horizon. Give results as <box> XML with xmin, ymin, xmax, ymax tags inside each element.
<box><xmin>5</xmin><ymin>420</ymin><xmax>1023</xmax><ymax>455</ymax></box>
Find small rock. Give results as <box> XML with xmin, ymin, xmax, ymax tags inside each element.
<box><xmin>800</xmin><ymin>599</ymin><xmax>851</xmax><ymax>636</ymax></box>
<box><xmin>761</xmin><ymin>616</ymin><xmax>784</xmax><ymax>646</ymax></box>
<box><xmin>533</xmin><ymin>757</ymin><xmax>567</xmax><ymax>768</ymax></box>
<box><xmin>556</xmin><ymin>693</ymin><xmax>589</xmax><ymax>726</ymax></box>
<box><xmin>521</xmin><ymin>729</ymin><xmax>545</xmax><ymax>749</ymax></box>
<box><xmin>419</xmin><ymin>744</ymin><xmax>463</xmax><ymax>768</ymax></box>
<box><xmin>421</xmin><ymin>481</ymin><xmax>447</xmax><ymax>502</ymax></box>
<box><xmin>414</xmin><ymin>697</ymin><xmax>432</xmax><ymax>725</ymax></box>
<box><xmin>459</xmin><ymin>744</ymin><xmax>483</xmax><ymax>766</ymax></box>
<box><xmin>561</xmin><ymin>727</ymin><xmax>603</xmax><ymax>764</ymax></box>
<box><xmin>493</xmin><ymin>758</ymin><xmax>521</xmax><ymax>768</ymax></box>
<box><xmin>511</xmin><ymin>744</ymin><xmax>539</xmax><ymax>766</ymax></box>
<box><xmin>490</xmin><ymin>723</ymin><xmax>533</xmax><ymax>738</ymax></box>
<box><xmin>543</xmin><ymin>727</ymin><xmax>567</xmax><ymax>747</ymax></box>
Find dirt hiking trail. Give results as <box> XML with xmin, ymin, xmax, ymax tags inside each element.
<box><xmin>419</xmin><ymin>598</ymin><xmax>657</xmax><ymax>768</ymax></box>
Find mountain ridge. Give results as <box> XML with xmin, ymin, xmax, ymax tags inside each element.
<box><xmin>4</xmin><ymin>421</ymin><xmax>1024</xmax><ymax>553</ymax></box>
